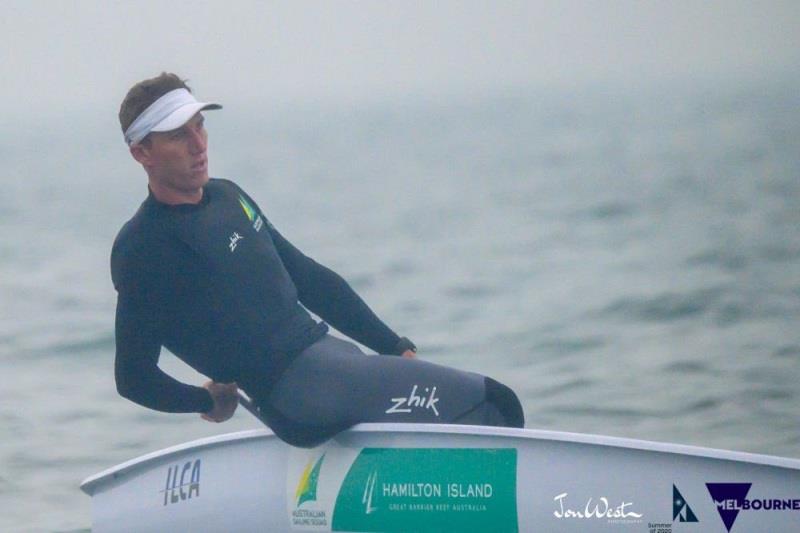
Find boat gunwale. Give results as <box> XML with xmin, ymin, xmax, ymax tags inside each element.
<box><xmin>80</xmin><ymin>423</ymin><xmax>800</xmax><ymax>495</ymax></box>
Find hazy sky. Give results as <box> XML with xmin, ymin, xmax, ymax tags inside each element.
<box><xmin>2</xmin><ymin>1</ymin><xmax>799</xmax><ymax>122</ymax></box>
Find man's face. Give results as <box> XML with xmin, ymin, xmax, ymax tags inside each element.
<box><xmin>133</xmin><ymin>113</ymin><xmax>209</xmax><ymax>200</ymax></box>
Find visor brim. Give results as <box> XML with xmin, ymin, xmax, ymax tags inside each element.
<box><xmin>149</xmin><ymin>102</ymin><xmax>222</xmax><ymax>133</ymax></box>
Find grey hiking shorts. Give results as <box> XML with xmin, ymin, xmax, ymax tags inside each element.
<box><xmin>255</xmin><ymin>335</ymin><xmax>523</xmax><ymax>447</ymax></box>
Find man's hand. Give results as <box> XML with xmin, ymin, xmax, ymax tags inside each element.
<box><xmin>201</xmin><ymin>381</ymin><xmax>239</xmax><ymax>422</ymax></box>
<box><xmin>394</xmin><ymin>337</ymin><xmax>417</xmax><ymax>358</ymax></box>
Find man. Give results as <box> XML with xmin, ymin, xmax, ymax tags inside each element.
<box><xmin>113</xmin><ymin>72</ymin><xmax>523</xmax><ymax>447</ymax></box>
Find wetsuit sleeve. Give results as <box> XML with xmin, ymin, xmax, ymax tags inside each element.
<box><xmin>112</xmin><ymin>240</ymin><xmax>213</xmax><ymax>413</ymax></box>
<box><xmin>272</xmin><ymin>227</ymin><xmax>402</xmax><ymax>354</ymax></box>
<box><xmin>230</xmin><ymin>183</ymin><xmax>403</xmax><ymax>354</ymax></box>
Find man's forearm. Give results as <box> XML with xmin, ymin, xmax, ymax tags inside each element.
<box><xmin>115</xmin><ymin>356</ymin><xmax>214</xmax><ymax>413</ymax></box>
<box><xmin>114</xmin><ymin>290</ymin><xmax>214</xmax><ymax>413</ymax></box>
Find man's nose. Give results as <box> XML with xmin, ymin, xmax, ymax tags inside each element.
<box><xmin>188</xmin><ymin>129</ymin><xmax>206</xmax><ymax>153</ymax></box>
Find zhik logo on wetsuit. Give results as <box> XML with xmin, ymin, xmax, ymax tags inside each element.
<box><xmin>238</xmin><ymin>194</ymin><xmax>264</xmax><ymax>232</ymax></box>
<box><xmin>229</xmin><ymin>232</ymin><xmax>243</xmax><ymax>252</ymax></box>
<box><xmin>386</xmin><ymin>385</ymin><xmax>440</xmax><ymax>416</ymax></box>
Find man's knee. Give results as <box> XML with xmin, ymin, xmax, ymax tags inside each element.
<box><xmin>484</xmin><ymin>377</ymin><xmax>525</xmax><ymax>428</ymax></box>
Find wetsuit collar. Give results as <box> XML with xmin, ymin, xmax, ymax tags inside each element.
<box><xmin>146</xmin><ymin>184</ymin><xmax>211</xmax><ymax>212</ymax></box>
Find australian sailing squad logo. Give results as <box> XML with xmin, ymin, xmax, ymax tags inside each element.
<box><xmin>238</xmin><ymin>194</ymin><xmax>264</xmax><ymax>232</ymax></box>
<box><xmin>291</xmin><ymin>454</ymin><xmax>328</xmax><ymax>528</ymax></box>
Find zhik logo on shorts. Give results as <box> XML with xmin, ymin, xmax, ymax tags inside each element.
<box><xmin>386</xmin><ymin>385</ymin><xmax>440</xmax><ymax>416</ymax></box>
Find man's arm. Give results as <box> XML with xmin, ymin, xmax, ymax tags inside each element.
<box><xmin>233</xmin><ymin>184</ymin><xmax>414</xmax><ymax>355</ymax></box>
<box><xmin>112</xmin><ymin>230</ymin><xmax>214</xmax><ymax>413</ymax></box>
<box><xmin>114</xmin><ymin>294</ymin><xmax>214</xmax><ymax>413</ymax></box>
<box><xmin>268</xmin><ymin>226</ymin><xmax>406</xmax><ymax>355</ymax></box>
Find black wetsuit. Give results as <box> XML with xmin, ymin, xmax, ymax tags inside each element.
<box><xmin>113</xmin><ymin>178</ymin><xmax>523</xmax><ymax>446</ymax></box>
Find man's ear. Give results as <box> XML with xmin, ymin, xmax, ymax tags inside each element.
<box><xmin>130</xmin><ymin>143</ymin><xmax>151</xmax><ymax>166</ymax></box>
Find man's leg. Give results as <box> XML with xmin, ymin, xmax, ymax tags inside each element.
<box><xmin>263</xmin><ymin>335</ymin><xmax>524</xmax><ymax>447</ymax></box>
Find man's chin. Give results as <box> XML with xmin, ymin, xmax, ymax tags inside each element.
<box><xmin>190</xmin><ymin>171</ymin><xmax>210</xmax><ymax>186</ymax></box>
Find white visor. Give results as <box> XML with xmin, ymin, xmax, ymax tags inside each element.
<box><xmin>124</xmin><ymin>88</ymin><xmax>221</xmax><ymax>146</ymax></box>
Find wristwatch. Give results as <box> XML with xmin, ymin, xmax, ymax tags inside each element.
<box><xmin>393</xmin><ymin>337</ymin><xmax>417</xmax><ymax>356</ymax></box>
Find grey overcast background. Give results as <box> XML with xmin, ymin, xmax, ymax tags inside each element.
<box><xmin>2</xmin><ymin>1</ymin><xmax>799</xmax><ymax>122</ymax></box>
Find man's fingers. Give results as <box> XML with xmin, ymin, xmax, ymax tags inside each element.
<box><xmin>219</xmin><ymin>386</ymin><xmax>238</xmax><ymax>398</ymax></box>
<box><xmin>203</xmin><ymin>381</ymin><xmax>238</xmax><ymax>396</ymax></box>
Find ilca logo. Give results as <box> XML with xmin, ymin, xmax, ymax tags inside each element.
<box><xmin>386</xmin><ymin>385</ymin><xmax>440</xmax><ymax>416</ymax></box>
<box><xmin>673</xmin><ymin>484</ymin><xmax>698</xmax><ymax>523</ymax></box>
<box><xmin>161</xmin><ymin>459</ymin><xmax>201</xmax><ymax>506</ymax></box>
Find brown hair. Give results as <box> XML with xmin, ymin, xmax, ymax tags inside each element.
<box><xmin>118</xmin><ymin>72</ymin><xmax>192</xmax><ymax>134</ymax></box>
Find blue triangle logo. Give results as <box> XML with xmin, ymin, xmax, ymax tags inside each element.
<box><xmin>706</xmin><ymin>483</ymin><xmax>751</xmax><ymax>532</ymax></box>
<box><xmin>673</xmin><ymin>484</ymin><xmax>699</xmax><ymax>522</ymax></box>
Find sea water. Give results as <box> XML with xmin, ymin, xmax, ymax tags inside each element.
<box><xmin>1</xmin><ymin>79</ymin><xmax>798</xmax><ymax>532</ymax></box>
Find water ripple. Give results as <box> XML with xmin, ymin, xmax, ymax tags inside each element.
<box><xmin>548</xmin><ymin>405</ymin><xmax>660</xmax><ymax>419</ymax></box>
<box><xmin>51</xmin><ymin>332</ymin><xmax>115</xmax><ymax>355</ymax></box>
<box><xmin>774</xmin><ymin>345</ymin><xmax>800</xmax><ymax>358</ymax></box>
<box><xmin>573</xmin><ymin>201</ymin><xmax>638</xmax><ymax>221</ymax></box>
<box><xmin>534</xmin><ymin>378</ymin><xmax>596</xmax><ymax>399</ymax></box>
<box><xmin>686</xmin><ymin>250</ymin><xmax>748</xmax><ymax>272</ymax></box>
<box><xmin>759</xmin><ymin>244</ymin><xmax>800</xmax><ymax>263</ymax></box>
<box><xmin>597</xmin><ymin>288</ymin><xmax>724</xmax><ymax>322</ymax></box>
<box><xmin>683</xmin><ymin>397</ymin><xmax>722</xmax><ymax>412</ymax></box>
<box><xmin>662</xmin><ymin>360</ymin><xmax>715</xmax><ymax>375</ymax></box>
<box><xmin>443</xmin><ymin>283</ymin><xmax>497</xmax><ymax>300</ymax></box>
<box><xmin>530</xmin><ymin>336</ymin><xmax>607</xmax><ymax>358</ymax></box>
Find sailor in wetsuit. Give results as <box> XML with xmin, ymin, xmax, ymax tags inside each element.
<box><xmin>113</xmin><ymin>72</ymin><xmax>524</xmax><ymax>447</ymax></box>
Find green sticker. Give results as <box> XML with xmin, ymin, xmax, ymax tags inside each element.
<box><xmin>238</xmin><ymin>194</ymin><xmax>257</xmax><ymax>222</ymax></box>
<box><xmin>331</xmin><ymin>448</ymin><xmax>518</xmax><ymax>532</ymax></box>
<box><xmin>296</xmin><ymin>454</ymin><xmax>326</xmax><ymax>508</ymax></box>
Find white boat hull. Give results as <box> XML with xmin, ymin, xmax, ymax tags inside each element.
<box><xmin>81</xmin><ymin>424</ymin><xmax>800</xmax><ymax>532</ymax></box>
